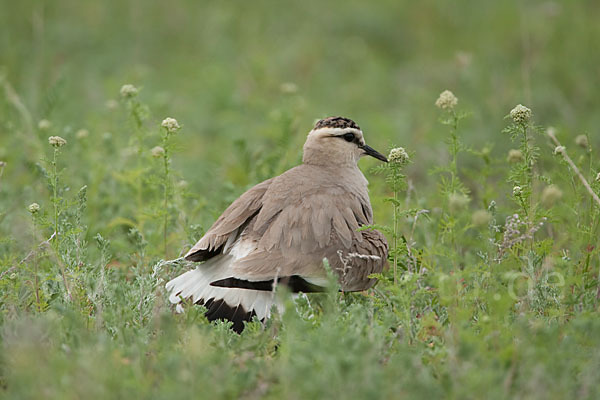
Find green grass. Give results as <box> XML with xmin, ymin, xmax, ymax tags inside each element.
<box><xmin>2</xmin><ymin>0</ymin><xmax>600</xmax><ymax>398</ymax></box>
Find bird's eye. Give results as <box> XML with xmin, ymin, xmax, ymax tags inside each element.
<box><xmin>342</xmin><ymin>133</ymin><xmax>355</xmax><ymax>142</ymax></box>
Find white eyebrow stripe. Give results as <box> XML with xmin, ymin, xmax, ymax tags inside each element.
<box><xmin>309</xmin><ymin>127</ymin><xmax>363</xmax><ymax>137</ymax></box>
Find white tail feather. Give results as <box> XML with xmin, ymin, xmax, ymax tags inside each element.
<box><xmin>165</xmin><ymin>253</ymin><xmax>280</xmax><ymax>321</ymax></box>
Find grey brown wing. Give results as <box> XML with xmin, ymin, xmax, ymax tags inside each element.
<box><xmin>229</xmin><ymin>189</ymin><xmax>387</xmax><ymax>290</ymax></box>
<box><xmin>184</xmin><ymin>178</ymin><xmax>274</xmax><ymax>262</ymax></box>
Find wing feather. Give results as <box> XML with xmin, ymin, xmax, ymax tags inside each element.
<box><xmin>185</xmin><ymin>178</ymin><xmax>273</xmax><ymax>261</ymax></box>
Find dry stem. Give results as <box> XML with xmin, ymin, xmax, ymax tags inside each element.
<box><xmin>547</xmin><ymin>130</ymin><xmax>600</xmax><ymax>208</ymax></box>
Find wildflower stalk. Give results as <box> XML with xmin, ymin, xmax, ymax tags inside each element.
<box><xmin>449</xmin><ymin>110</ymin><xmax>460</xmax><ymax>193</ymax></box>
<box><xmin>158</xmin><ymin>117</ymin><xmax>181</xmax><ymax>259</ymax></box>
<box><xmin>28</xmin><ymin>203</ymin><xmax>42</xmax><ymax>311</ymax></box>
<box><xmin>505</xmin><ymin>104</ymin><xmax>535</xmax><ymax>218</ymax></box>
<box><xmin>386</xmin><ymin>147</ymin><xmax>410</xmax><ymax>283</ymax></box>
<box><xmin>47</xmin><ymin>136</ymin><xmax>72</xmax><ymax>301</ymax></box>
<box><xmin>162</xmin><ymin>141</ymin><xmax>170</xmax><ymax>258</ymax></box>
<box><xmin>436</xmin><ymin>90</ymin><xmax>463</xmax><ymax>194</ymax></box>
<box><xmin>121</xmin><ymin>84</ymin><xmax>148</xmax><ymax>214</ymax></box>
<box><xmin>51</xmin><ymin>147</ymin><xmax>59</xmax><ymax>239</ymax></box>
<box><xmin>435</xmin><ymin>90</ymin><xmax>468</xmax><ymax>266</ymax></box>
<box><xmin>393</xmin><ymin>166</ymin><xmax>399</xmax><ymax>283</ymax></box>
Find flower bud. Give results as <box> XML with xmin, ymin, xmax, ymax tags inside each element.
<box><xmin>507</xmin><ymin>149</ymin><xmax>524</xmax><ymax>163</ymax></box>
<box><xmin>76</xmin><ymin>129</ymin><xmax>89</xmax><ymax>139</ymax></box>
<box><xmin>151</xmin><ymin>146</ymin><xmax>165</xmax><ymax>158</ymax></box>
<box><xmin>513</xmin><ymin>186</ymin><xmax>522</xmax><ymax>196</ymax></box>
<box><xmin>435</xmin><ymin>90</ymin><xmax>458</xmax><ymax>110</ymax></box>
<box><xmin>448</xmin><ymin>192</ymin><xmax>470</xmax><ymax>213</ymax></box>
<box><xmin>38</xmin><ymin>119</ymin><xmax>52</xmax><ymax>130</ymax></box>
<box><xmin>509</xmin><ymin>104</ymin><xmax>532</xmax><ymax>125</ymax></box>
<box><xmin>28</xmin><ymin>203</ymin><xmax>40</xmax><ymax>214</ymax></box>
<box><xmin>120</xmin><ymin>84</ymin><xmax>139</xmax><ymax>98</ymax></box>
<box><xmin>575</xmin><ymin>135</ymin><xmax>588</xmax><ymax>149</ymax></box>
<box><xmin>388</xmin><ymin>147</ymin><xmax>409</xmax><ymax>164</ymax></box>
<box><xmin>161</xmin><ymin>117</ymin><xmax>180</xmax><ymax>133</ymax></box>
<box><xmin>541</xmin><ymin>185</ymin><xmax>563</xmax><ymax>208</ymax></box>
<box><xmin>472</xmin><ymin>210</ymin><xmax>491</xmax><ymax>227</ymax></box>
<box><xmin>48</xmin><ymin>136</ymin><xmax>67</xmax><ymax>148</ymax></box>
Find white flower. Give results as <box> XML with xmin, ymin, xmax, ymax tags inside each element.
<box><xmin>448</xmin><ymin>192</ymin><xmax>470</xmax><ymax>213</ymax></box>
<box><xmin>435</xmin><ymin>90</ymin><xmax>458</xmax><ymax>110</ymax></box>
<box><xmin>541</xmin><ymin>185</ymin><xmax>563</xmax><ymax>208</ymax></box>
<box><xmin>507</xmin><ymin>149</ymin><xmax>524</xmax><ymax>163</ymax></box>
<box><xmin>28</xmin><ymin>203</ymin><xmax>40</xmax><ymax>214</ymax></box>
<box><xmin>280</xmin><ymin>82</ymin><xmax>298</xmax><ymax>94</ymax></box>
<box><xmin>509</xmin><ymin>104</ymin><xmax>532</xmax><ymax>125</ymax></box>
<box><xmin>151</xmin><ymin>146</ymin><xmax>165</xmax><ymax>158</ymax></box>
<box><xmin>38</xmin><ymin>119</ymin><xmax>52</xmax><ymax>130</ymax></box>
<box><xmin>161</xmin><ymin>117</ymin><xmax>180</xmax><ymax>133</ymax></box>
<box><xmin>575</xmin><ymin>135</ymin><xmax>588</xmax><ymax>149</ymax></box>
<box><xmin>0</xmin><ymin>161</ymin><xmax>5</xmax><ymax>168</ymax></box>
<box><xmin>595</xmin><ymin>172</ymin><xmax>600</xmax><ymax>183</ymax></box>
<box><xmin>120</xmin><ymin>84</ymin><xmax>138</xmax><ymax>98</ymax></box>
<box><xmin>554</xmin><ymin>146</ymin><xmax>566</xmax><ymax>155</ymax></box>
<box><xmin>388</xmin><ymin>147</ymin><xmax>409</xmax><ymax>164</ymax></box>
<box><xmin>105</xmin><ymin>99</ymin><xmax>119</xmax><ymax>110</ymax></box>
<box><xmin>48</xmin><ymin>136</ymin><xmax>67</xmax><ymax>147</ymax></box>
<box><xmin>76</xmin><ymin>129</ymin><xmax>89</xmax><ymax>139</ymax></box>
<box><xmin>513</xmin><ymin>186</ymin><xmax>522</xmax><ymax>196</ymax></box>
<box><xmin>472</xmin><ymin>210</ymin><xmax>491</xmax><ymax>227</ymax></box>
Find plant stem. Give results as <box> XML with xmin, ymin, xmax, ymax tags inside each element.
<box><xmin>547</xmin><ymin>130</ymin><xmax>600</xmax><ymax>208</ymax></box>
<box><xmin>162</xmin><ymin>136</ymin><xmax>170</xmax><ymax>259</ymax></box>
<box><xmin>50</xmin><ymin>147</ymin><xmax>72</xmax><ymax>301</ymax></box>
<box><xmin>32</xmin><ymin>214</ymin><xmax>41</xmax><ymax>311</ymax></box>
<box><xmin>393</xmin><ymin>180</ymin><xmax>398</xmax><ymax>284</ymax></box>
<box><xmin>52</xmin><ymin>148</ymin><xmax>59</xmax><ymax>239</ymax></box>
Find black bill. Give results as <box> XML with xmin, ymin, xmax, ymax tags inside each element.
<box><xmin>360</xmin><ymin>144</ymin><xmax>388</xmax><ymax>162</ymax></box>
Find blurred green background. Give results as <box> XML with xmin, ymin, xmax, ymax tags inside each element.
<box><xmin>2</xmin><ymin>0</ymin><xmax>599</xmax><ymax>248</ymax></box>
<box><xmin>2</xmin><ymin>0</ymin><xmax>599</xmax><ymax>159</ymax></box>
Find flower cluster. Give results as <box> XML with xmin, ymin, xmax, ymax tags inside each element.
<box><xmin>280</xmin><ymin>82</ymin><xmax>298</xmax><ymax>94</ymax></box>
<box><xmin>472</xmin><ymin>209</ymin><xmax>491</xmax><ymax>227</ymax></box>
<box><xmin>496</xmin><ymin>213</ymin><xmax>546</xmax><ymax>260</ymax></box>
<box><xmin>575</xmin><ymin>135</ymin><xmax>588</xmax><ymax>148</ymax></box>
<box><xmin>28</xmin><ymin>203</ymin><xmax>40</xmax><ymax>214</ymax></box>
<box><xmin>120</xmin><ymin>84</ymin><xmax>139</xmax><ymax>98</ymax></box>
<box><xmin>509</xmin><ymin>104</ymin><xmax>532</xmax><ymax>125</ymax></box>
<box><xmin>48</xmin><ymin>136</ymin><xmax>67</xmax><ymax>148</ymax></box>
<box><xmin>38</xmin><ymin>119</ymin><xmax>51</xmax><ymax>130</ymax></box>
<box><xmin>507</xmin><ymin>149</ymin><xmax>524</xmax><ymax>163</ymax></box>
<box><xmin>151</xmin><ymin>146</ymin><xmax>165</xmax><ymax>158</ymax></box>
<box><xmin>388</xmin><ymin>147</ymin><xmax>409</xmax><ymax>164</ymax></box>
<box><xmin>435</xmin><ymin>90</ymin><xmax>458</xmax><ymax>110</ymax></box>
<box><xmin>513</xmin><ymin>186</ymin><xmax>522</xmax><ymax>196</ymax></box>
<box><xmin>448</xmin><ymin>192</ymin><xmax>470</xmax><ymax>213</ymax></box>
<box><xmin>541</xmin><ymin>185</ymin><xmax>563</xmax><ymax>208</ymax></box>
<box><xmin>161</xmin><ymin>117</ymin><xmax>180</xmax><ymax>133</ymax></box>
<box><xmin>76</xmin><ymin>129</ymin><xmax>89</xmax><ymax>139</ymax></box>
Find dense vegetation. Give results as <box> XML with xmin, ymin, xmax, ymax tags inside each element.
<box><xmin>1</xmin><ymin>1</ymin><xmax>600</xmax><ymax>398</ymax></box>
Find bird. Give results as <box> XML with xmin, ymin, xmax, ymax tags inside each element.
<box><xmin>166</xmin><ymin>116</ymin><xmax>389</xmax><ymax>332</ymax></box>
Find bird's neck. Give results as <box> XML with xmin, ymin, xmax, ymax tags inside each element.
<box><xmin>302</xmin><ymin>146</ymin><xmax>357</xmax><ymax>167</ymax></box>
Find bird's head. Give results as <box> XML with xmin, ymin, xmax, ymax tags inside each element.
<box><xmin>302</xmin><ymin>116</ymin><xmax>388</xmax><ymax>167</ymax></box>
